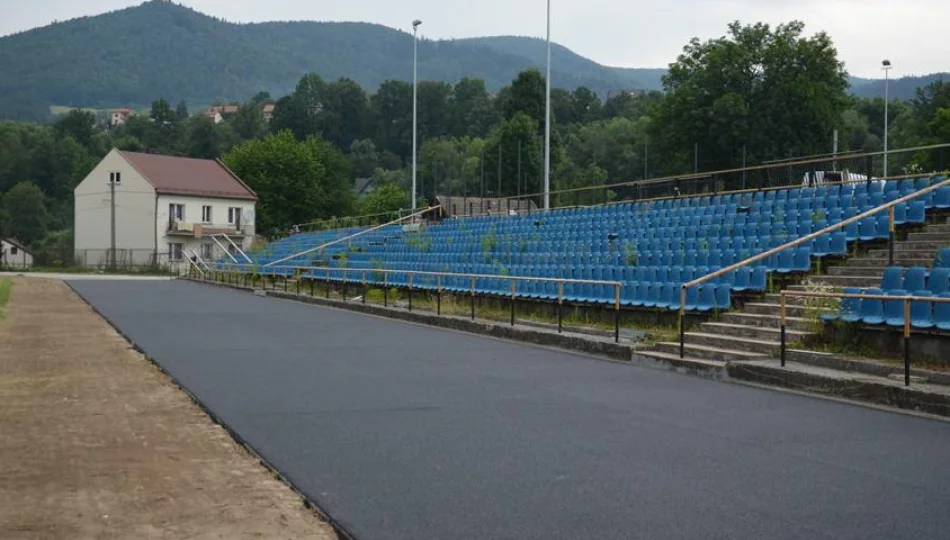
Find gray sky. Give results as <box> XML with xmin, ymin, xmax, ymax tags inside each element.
<box><xmin>3</xmin><ymin>0</ymin><xmax>946</xmax><ymax>78</ymax></box>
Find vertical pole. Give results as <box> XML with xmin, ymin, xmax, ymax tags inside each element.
<box><xmin>110</xmin><ymin>174</ymin><xmax>116</xmax><ymax>271</ymax></box>
<box><xmin>362</xmin><ymin>271</ymin><xmax>367</xmax><ymax>304</ymax></box>
<box><xmin>558</xmin><ymin>281</ymin><xmax>564</xmax><ymax>333</ymax></box>
<box><xmin>296</xmin><ymin>277</ymin><xmax>300</xmax><ymax>295</ymax></box>
<box><xmin>780</xmin><ymin>293</ymin><xmax>787</xmax><ymax>367</ymax></box>
<box><xmin>614</xmin><ymin>284</ymin><xmax>620</xmax><ymax>343</ymax></box>
<box><xmin>437</xmin><ymin>275</ymin><xmax>442</xmax><ymax>316</ymax></box>
<box><xmin>644</xmin><ymin>140</ymin><xmax>648</xmax><ymax>180</ymax></box>
<box><xmin>310</xmin><ymin>277</ymin><xmax>314</xmax><ymax>297</ymax></box>
<box><xmin>904</xmin><ymin>298</ymin><xmax>911</xmax><ymax>387</ymax></box>
<box><xmin>408</xmin><ymin>274</ymin><xmax>413</xmax><ymax>312</ymax></box>
<box><xmin>543</xmin><ymin>0</ymin><xmax>552</xmax><ymax>209</ymax></box>
<box><xmin>284</xmin><ymin>275</ymin><xmax>288</xmax><ymax>292</ymax></box>
<box><xmin>884</xmin><ymin>66</ymin><xmax>890</xmax><ymax>179</ymax></box>
<box><xmin>741</xmin><ymin>145</ymin><xmax>747</xmax><ymax>190</ymax></box>
<box><xmin>693</xmin><ymin>142</ymin><xmax>698</xmax><ymax>174</ymax></box>
<box><xmin>343</xmin><ymin>277</ymin><xmax>347</xmax><ymax>301</ymax></box>
<box><xmin>497</xmin><ymin>144</ymin><xmax>502</xmax><ymax>199</ymax></box>
<box><xmin>480</xmin><ymin>150</ymin><xmax>485</xmax><ymax>201</ymax></box>
<box><xmin>470</xmin><ymin>277</ymin><xmax>476</xmax><ymax>320</ymax></box>
<box><xmin>384</xmin><ymin>274</ymin><xmax>389</xmax><ymax>307</ymax></box>
<box><xmin>510</xmin><ymin>279</ymin><xmax>516</xmax><ymax>326</ymax></box>
<box><xmin>326</xmin><ymin>269</ymin><xmax>330</xmax><ymax>299</ymax></box>
<box><xmin>412</xmin><ymin>24</ymin><xmax>419</xmax><ymax>212</ymax></box>
<box><xmin>679</xmin><ymin>287</ymin><xmax>687</xmax><ymax>359</ymax></box>
<box><xmin>888</xmin><ymin>206</ymin><xmax>896</xmax><ymax>266</ymax></box>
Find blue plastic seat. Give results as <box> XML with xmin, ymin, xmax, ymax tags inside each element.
<box><xmin>884</xmin><ymin>290</ymin><xmax>909</xmax><ymax>327</ymax></box>
<box><xmin>935</xmin><ymin>292</ymin><xmax>950</xmax><ymax>331</ymax></box>
<box><xmin>934</xmin><ymin>187</ymin><xmax>950</xmax><ymax>209</ymax></box>
<box><xmin>880</xmin><ymin>267</ymin><xmax>903</xmax><ymax>292</ymax></box>
<box><xmin>776</xmin><ymin>249</ymin><xmax>795</xmax><ymax>273</ymax></box>
<box><xmin>929</xmin><ymin>268</ymin><xmax>950</xmax><ymax>294</ymax></box>
<box><xmin>714</xmin><ymin>285</ymin><xmax>731</xmax><ymax>310</ymax></box>
<box><xmin>859</xmin><ymin>288</ymin><xmax>886</xmax><ymax>325</ymax></box>
<box><xmin>903</xmin><ymin>267</ymin><xmax>927</xmax><ymax>293</ymax></box>
<box><xmin>829</xmin><ymin>287</ymin><xmax>863</xmax><ymax>322</ymax></box>
<box><xmin>911</xmin><ymin>291</ymin><xmax>935</xmax><ymax>329</ymax></box>
<box><xmin>936</xmin><ymin>248</ymin><xmax>950</xmax><ymax>269</ymax></box>
<box><xmin>695</xmin><ymin>284</ymin><xmax>716</xmax><ymax>312</ymax></box>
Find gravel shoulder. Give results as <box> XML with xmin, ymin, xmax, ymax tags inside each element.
<box><xmin>0</xmin><ymin>278</ymin><xmax>336</xmax><ymax>540</ymax></box>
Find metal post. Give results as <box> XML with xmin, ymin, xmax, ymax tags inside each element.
<box><xmin>470</xmin><ymin>277</ymin><xmax>476</xmax><ymax>320</ymax></box>
<box><xmin>343</xmin><ymin>278</ymin><xmax>347</xmax><ymax>301</ymax></box>
<box><xmin>614</xmin><ymin>284</ymin><xmax>620</xmax><ymax>343</ymax></box>
<box><xmin>326</xmin><ymin>269</ymin><xmax>330</xmax><ymax>299</ymax></box>
<box><xmin>408</xmin><ymin>274</ymin><xmax>413</xmax><ymax>312</ymax></box>
<box><xmin>284</xmin><ymin>275</ymin><xmax>288</xmax><ymax>292</ymax></box>
<box><xmin>412</xmin><ymin>21</ymin><xmax>421</xmax><ymax>212</ymax></box>
<box><xmin>510</xmin><ymin>279</ymin><xmax>516</xmax><ymax>326</ymax></box>
<box><xmin>904</xmin><ymin>298</ymin><xmax>911</xmax><ymax>387</ymax></box>
<box><xmin>109</xmin><ymin>173</ymin><xmax>116</xmax><ymax>271</ymax></box>
<box><xmin>296</xmin><ymin>277</ymin><xmax>300</xmax><ymax>295</ymax></box>
<box><xmin>384</xmin><ymin>274</ymin><xmax>389</xmax><ymax>307</ymax></box>
<box><xmin>362</xmin><ymin>271</ymin><xmax>367</xmax><ymax>304</ymax></box>
<box><xmin>437</xmin><ymin>275</ymin><xmax>442</xmax><ymax>316</ymax></box>
<box><xmin>888</xmin><ymin>206</ymin><xmax>896</xmax><ymax>265</ymax></box>
<box><xmin>310</xmin><ymin>277</ymin><xmax>315</xmax><ymax>297</ymax></box>
<box><xmin>543</xmin><ymin>0</ymin><xmax>551</xmax><ymax>209</ymax></box>
<box><xmin>558</xmin><ymin>281</ymin><xmax>564</xmax><ymax>333</ymax></box>
<box><xmin>679</xmin><ymin>287</ymin><xmax>687</xmax><ymax>359</ymax></box>
<box><xmin>780</xmin><ymin>293</ymin><xmax>787</xmax><ymax>367</ymax></box>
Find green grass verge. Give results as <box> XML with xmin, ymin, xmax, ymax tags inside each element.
<box><xmin>0</xmin><ymin>278</ymin><xmax>13</xmax><ymax>320</ymax></box>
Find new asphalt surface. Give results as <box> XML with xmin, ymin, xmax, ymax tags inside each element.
<box><xmin>69</xmin><ymin>280</ymin><xmax>950</xmax><ymax>540</ymax></box>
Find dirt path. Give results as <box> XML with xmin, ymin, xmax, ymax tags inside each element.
<box><xmin>0</xmin><ymin>278</ymin><xmax>337</xmax><ymax>540</ymax></box>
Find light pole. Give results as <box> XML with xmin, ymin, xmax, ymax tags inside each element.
<box><xmin>882</xmin><ymin>59</ymin><xmax>892</xmax><ymax>178</ymax></box>
<box><xmin>543</xmin><ymin>0</ymin><xmax>552</xmax><ymax>210</ymax></box>
<box><xmin>412</xmin><ymin>19</ymin><xmax>422</xmax><ymax>212</ymax></box>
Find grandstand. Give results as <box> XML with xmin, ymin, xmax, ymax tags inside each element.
<box><xmin>215</xmin><ymin>146</ymin><xmax>950</xmax><ymax>372</ymax></box>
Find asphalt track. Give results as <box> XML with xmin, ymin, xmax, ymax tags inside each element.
<box><xmin>69</xmin><ymin>280</ymin><xmax>950</xmax><ymax>540</ymax></box>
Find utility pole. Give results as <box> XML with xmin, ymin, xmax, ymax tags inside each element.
<box><xmin>109</xmin><ymin>172</ymin><xmax>117</xmax><ymax>271</ymax></box>
<box><xmin>517</xmin><ymin>140</ymin><xmax>522</xmax><ymax>198</ymax></box>
<box><xmin>497</xmin><ymin>143</ymin><xmax>502</xmax><ymax>200</ymax></box>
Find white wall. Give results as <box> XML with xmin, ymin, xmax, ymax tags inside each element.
<box><xmin>74</xmin><ymin>149</ymin><xmax>157</xmax><ymax>267</ymax></box>
<box><xmin>157</xmin><ymin>194</ymin><xmax>256</xmax><ymax>262</ymax></box>
<box><xmin>0</xmin><ymin>240</ymin><xmax>33</xmax><ymax>269</ymax></box>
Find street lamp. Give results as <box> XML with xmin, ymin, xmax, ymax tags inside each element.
<box><xmin>543</xmin><ymin>0</ymin><xmax>552</xmax><ymax>209</ymax></box>
<box><xmin>882</xmin><ymin>59</ymin><xmax>892</xmax><ymax>178</ymax></box>
<box><xmin>412</xmin><ymin>19</ymin><xmax>422</xmax><ymax>212</ymax></box>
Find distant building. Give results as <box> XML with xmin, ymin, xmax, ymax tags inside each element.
<box><xmin>0</xmin><ymin>238</ymin><xmax>34</xmax><ymax>269</ymax></box>
<box><xmin>110</xmin><ymin>108</ymin><xmax>134</xmax><ymax>127</ymax></box>
<box><xmin>74</xmin><ymin>149</ymin><xmax>258</xmax><ymax>269</ymax></box>
<box><xmin>203</xmin><ymin>110</ymin><xmax>224</xmax><ymax>124</ymax></box>
<box><xmin>262</xmin><ymin>103</ymin><xmax>276</xmax><ymax>122</ymax></box>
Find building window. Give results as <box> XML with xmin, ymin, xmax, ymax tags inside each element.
<box><xmin>109</xmin><ymin>172</ymin><xmax>121</xmax><ymax>185</ymax></box>
<box><xmin>168</xmin><ymin>243</ymin><xmax>184</xmax><ymax>262</ymax></box>
<box><xmin>200</xmin><ymin>243</ymin><xmax>213</xmax><ymax>259</ymax></box>
<box><xmin>10</xmin><ymin>246</ymin><xmax>18</xmax><ymax>255</ymax></box>
<box><xmin>228</xmin><ymin>207</ymin><xmax>242</xmax><ymax>227</ymax></box>
<box><xmin>201</xmin><ymin>205</ymin><xmax>212</xmax><ymax>223</ymax></box>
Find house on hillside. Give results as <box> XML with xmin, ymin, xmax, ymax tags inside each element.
<box><xmin>0</xmin><ymin>238</ymin><xmax>34</xmax><ymax>269</ymax></box>
<box><xmin>74</xmin><ymin>150</ymin><xmax>258</xmax><ymax>269</ymax></box>
<box><xmin>203</xmin><ymin>110</ymin><xmax>224</xmax><ymax>124</ymax></box>
<box><xmin>262</xmin><ymin>104</ymin><xmax>276</xmax><ymax>122</ymax></box>
<box><xmin>110</xmin><ymin>108</ymin><xmax>134</xmax><ymax>127</ymax></box>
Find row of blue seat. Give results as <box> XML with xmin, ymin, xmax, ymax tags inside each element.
<box><xmin>826</xmin><ymin>288</ymin><xmax>950</xmax><ymax>330</ymax></box>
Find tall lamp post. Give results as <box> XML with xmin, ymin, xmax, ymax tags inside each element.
<box><xmin>543</xmin><ymin>0</ymin><xmax>552</xmax><ymax>210</ymax></box>
<box><xmin>412</xmin><ymin>19</ymin><xmax>423</xmax><ymax>212</ymax></box>
<box><xmin>882</xmin><ymin>59</ymin><xmax>892</xmax><ymax>178</ymax></box>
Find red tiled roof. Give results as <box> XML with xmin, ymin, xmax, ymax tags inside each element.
<box><xmin>119</xmin><ymin>151</ymin><xmax>257</xmax><ymax>201</ymax></box>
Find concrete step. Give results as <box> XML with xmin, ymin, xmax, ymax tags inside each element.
<box><xmin>719</xmin><ymin>312</ymin><xmax>815</xmax><ymax>331</ymax></box>
<box><xmin>887</xmin><ymin>240</ymin><xmax>946</xmax><ymax>252</ymax></box>
<box><xmin>683</xmin><ymin>332</ymin><xmax>780</xmax><ymax>354</ymax></box>
<box><xmin>923</xmin><ymin>224</ymin><xmax>950</xmax><ymax>234</ymax></box>
<box><xmin>866</xmin><ymin>249</ymin><xmax>937</xmax><ymax>259</ymax></box>
<box><xmin>763</xmin><ymin>293</ymin><xmax>809</xmax><ymax>306</ymax></box>
<box><xmin>907</xmin><ymin>231</ymin><xmax>950</xmax><ymax>242</ymax></box>
<box><xmin>743</xmin><ymin>302</ymin><xmax>808</xmax><ymax>317</ymax></box>
<box><xmin>634</xmin><ymin>350</ymin><xmax>727</xmax><ymax>375</ymax></box>
<box><xmin>699</xmin><ymin>322</ymin><xmax>811</xmax><ymax>342</ymax></box>
<box><xmin>828</xmin><ymin>265</ymin><xmax>885</xmax><ymax>277</ymax></box>
<box><xmin>806</xmin><ymin>275</ymin><xmax>882</xmax><ymax>288</ymax></box>
<box><xmin>846</xmin><ymin>256</ymin><xmax>933</xmax><ymax>268</ymax></box>
<box><xmin>652</xmin><ymin>342</ymin><xmax>769</xmax><ymax>362</ymax></box>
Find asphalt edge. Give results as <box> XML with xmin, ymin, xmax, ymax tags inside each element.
<box><xmin>63</xmin><ymin>280</ymin><xmax>360</xmax><ymax>540</ymax></box>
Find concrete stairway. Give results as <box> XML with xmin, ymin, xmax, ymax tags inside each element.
<box><xmin>638</xmin><ymin>215</ymin><xmax>950</xmax><ymax>368</ymax></box>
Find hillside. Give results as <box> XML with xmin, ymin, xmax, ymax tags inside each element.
<box><xmin>0</xmin><ymin>0</ymin><xmax>943</xmax><ymax>122</ymax></box>
<box><xmin>849</xmin><ymin>73</ymin><xmax>949</xmax><ymax>100</ymax></box>
<box><xmin>0</xmin><ymin>1</ymin><xmax>663</xmax><ymax>122</ymax></box>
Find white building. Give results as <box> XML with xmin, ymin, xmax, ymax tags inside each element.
<box><xmin>74</xmin><ymin>149</ymin><xmax>258</xmax><ymax>269</ymax></box>
<box><xmin>1</xmin><ymin>238</ymin><xmax>34</xmax><ymax>269</ymax></box>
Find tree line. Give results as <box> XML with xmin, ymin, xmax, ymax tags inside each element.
<box><xmin>1</xmin><ymin>21</ymin><xmax>948</xmax><ymax>261</ymax></box>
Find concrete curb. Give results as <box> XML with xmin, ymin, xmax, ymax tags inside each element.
<box><xmin>727</xmin><ymin>361</ymin><xmax>950</xmax><ymax>418</ymax></box>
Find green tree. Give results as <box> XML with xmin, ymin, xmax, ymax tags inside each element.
<box><xmin>321</xmin><ymin>78</ymin><xmax>371</xmax><ymax>148</ymax></box>
<box><xmin>371</xmin><ymin>80</ymin><xmax>413</xmax><ymax>158</ymax></box>
<box><xmin>175</xmin><ymin>100</ymin><xmax>189</xmax><ymax>120</ymax></box>
<box><xmin>484</xmin><ymin>113</ymin><xmax>543</xmax><ymax>197</ymax></box>
<box><xmin>450</xmin><ymin>78</ymin><xmax>497</xmax><ymax>138</ymax></box>
<box><xmin>656</xmin><ymin>21</ymin><xmax>848</xmax><ymax>174</ymax></box>
<box><xmin>360</xmin><ymin>182</ymin><xmax>410</xmax><ymax>215</ymax></box>
<box><xmin>231</xmin><ymin>102</ymin><xmax>267</xmax><ymax>141</ymax></box>
<box><xmin>223</xmin><ymin>131</ymin><xmax>353</xmax><ymax>234</ymax></box>
<box><xmin>417</xmin><ymin>81</ymin><xmax>453</xmax><ymax>141</ymax></box>
<box><xmin>501</xmin><ymin>69</ymin><xmax>547</xmax><ymax>134</ymax></box>
<box><xmin>2</xmin><ymin>181</ymin><xmax>49</xmax><ymax>245</ymax></box>
<box><xmin>185</xmin><ymin>116</ymin><xmax>222</xmax><ymax>159</ymax></box>
<box><xmin>54</xmin><ymin>109</ymin><xmax>98</xmax><ymax>148</ymax></box>
<box><xmin>350</xmin><ymin>139</ymin><xmax>379</xmax><ymax>178</ymax></box>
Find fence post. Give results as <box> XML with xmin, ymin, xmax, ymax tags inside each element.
<box><xmin>510</xmin><ymin>279</ymin><xmax>516</xmax><ymax>326</ymax></box>
<box><xmin>408</xmin><ymin>274</ymin><xmax>413</xmax><ymax>312</ymax></box>
<box><xmin>780</xmin><ymin>293</ymin><xmax>787</xmax><ymax>367</ymax></box>
<box><xmin>614</xmin><ymin>284</ymin><xmax>621</xmax><ymax>343</ymax></box>
<box><xmin>310</xmin><ymin>277</ymin><xmax>315</xmax><ymax>297</ymax></box>
<box><xmin>679</xmin><ymin>287</ymin><xmax>687</xmax><ymax>359</ymax></box>
<box><xmin>904</xmin><ymin>298</ymin><xmax>911</xmax><ymax>387</ymax></box>
<box><xmin>558</xmin><ymin>281</ymin><xmax>564</xmax><ymax>333</ymax></box>
<box><xmin>362</xmin><ymin>271</ymin><xmax>367</xmax><ymax>304</ymax></box>
<box><xmin>888</xmin><ymin>206</ymin><xmax>896</xmax><ymax>266</ymax></box>
<box><xmin>343</xmin><ymin>276</ymin><xmax>347</xmax><ymax>301</ymax></box>
<box><xmin>296</xmin><ymin>276</ymin><xmax>300</xmax><ymax>295</ymax></box>
<box><xmin>437</xmin><ymin>275</ymin><xmax>442</xmax><ymax>316</ymax></box>
<box><xmin>384</xmin><ymin>274</ymin><xmax>389</xmax><ymax>307</ymax></box>
<box><xmin>326</xmin><ymin>269</ymin><xmax>330</xmax><ymax>299</ymax></box>
<box><xmin>470</xmin><ymin>277</ymin><xmax>476</xmax><ymax>320</ymax></box>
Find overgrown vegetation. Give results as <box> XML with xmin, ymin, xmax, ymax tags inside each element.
<box><xmin>0</xmin><ymin>278</ymin><xmax>12</xmax><ymax>320</ymax></box>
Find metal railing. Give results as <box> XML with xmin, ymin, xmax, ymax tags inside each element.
<box><xmin>676</xmin><ymin>173</ymin><xmax>950</xmax><ymax>358</ymax></box>
<box><xmin>196</xmin><ymin>263</ymin><xmax>626</xmax><ymax>342</ymax></box>
<box><xmin>264</xmin><ymin>205</ymin><xmax>441</xmax><ymax>268</ymax></box>
<box><xmin>779</xmin><ymin>290</ymin><xmax>950</xmax><ymax>387</ymax></box>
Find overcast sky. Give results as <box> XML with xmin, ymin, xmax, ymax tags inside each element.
<box><xmin>3</xmin><ymin>0</ymin><xmax>946</xmax><ymax>78</ymax></box>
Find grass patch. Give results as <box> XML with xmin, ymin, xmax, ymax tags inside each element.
<box><xmin>0</xmin><ymin>278</ymin><xmax>13</xmax><ymax>320</ymax></box>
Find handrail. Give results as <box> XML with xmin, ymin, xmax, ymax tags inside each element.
<box><xmin>778</xmin><ymin>290</ymin><xmax>950</xmax><ymax>386</ymax></box>
<box><xmin>676</xmin><ymin>173</ymin><xmax>950</xmax><ymax>358</ymax></box>
<box><xmin>296</xmin><ymin>208</ymin><xmax>409</xmax><ymax>231</ymax></box>
<box><xmin>205</xmin><ymin>262</ymin><xmax>626</xmax><ymax>342</ymax></box>
<box><xmin>264</xmin><ymin>205</ymin><xmax>440</xmax><ymax>267</ymax></box>
<box><xmin>489</xmin><ymin>142</ymin><xmax>950</xmax><ymax>207</ymax></box>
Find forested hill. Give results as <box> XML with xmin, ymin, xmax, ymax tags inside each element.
<box><xmin>0</xmin><ymin>0</ymin><xmax>663</xmax><ymax>121</ymax></box>
<box><xmin>0</xmin><ymin>0</ymin><xmax>944</xmax><ymax>122</ymax></box>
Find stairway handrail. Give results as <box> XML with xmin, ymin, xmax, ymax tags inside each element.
<box><xmin>264</xmin><ymin>205</ymin><xmax>440</xmax><ymax>267</ymax></box>
<box><xmin>676</xmin><ymin>173</ymin><xmax>950</xmax><ymax>358</ymax></box>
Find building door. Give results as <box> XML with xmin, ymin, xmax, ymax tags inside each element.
<box><xmin>169</xmin><ymin>203</ymin><xmax>184</xmax><ymax>230</ymax></box>
<box><xmin>229</xmin><ymin>207</ymin><xmax>243</xmax><ymax>231</ymax></box>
